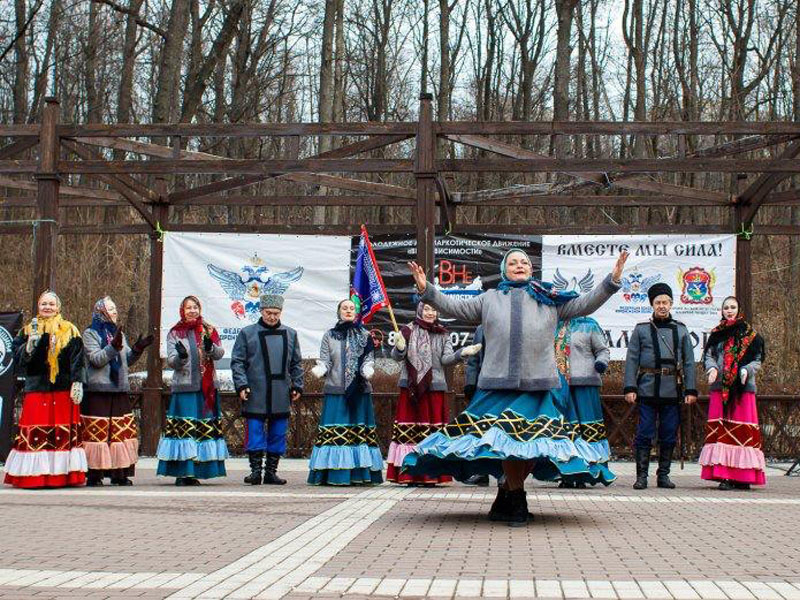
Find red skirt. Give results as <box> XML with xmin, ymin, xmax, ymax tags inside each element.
<box><xmin>3</xmin><ymin>390</ymin><xmax>87</xmax><ymax>489</ymax></box>
<box><xmin>386</xmin><ymin>388</ymin><xmax>451</xmax><ymax>485</ymax></box>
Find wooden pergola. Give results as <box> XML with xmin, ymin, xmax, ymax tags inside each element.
<box><xmin>2</xmin><ymin>93</ymin><xmax>800</xmax><ymax>454</ymax></box>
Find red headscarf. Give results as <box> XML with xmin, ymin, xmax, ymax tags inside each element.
<box><xmin>170</xmin><ymin>296</ymin><xmax>221</xmax><ymax>414</ymax></box>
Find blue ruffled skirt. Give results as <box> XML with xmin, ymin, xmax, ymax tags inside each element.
<box><xmin>402</xmin><ymin>385</ymin><xmax>615</xmax><ymax>485</ymax></box>
<box><xmin>307</xmin><ymin>392</ymin><xmax>384</xmax><ymax>486</ymax></box>
<box><xmin>550</xmin><ymin>382</ymin><xmax>615</xmax><ymax>485</ymax></box>
<box><xmin>156</xmin><ymin>391</ymin><xmax>229</xmax><ymax>480</ymax></box>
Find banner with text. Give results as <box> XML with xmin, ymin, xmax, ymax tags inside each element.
<box><xmin>541</xmin><ymin>234</ymin><xmax>736</xmax><ymax>360</ymax></box>
<box><xmin>0</xmin><ymin>312</ymin><xmax>22</xmax><ymax>461</ymax></box>
<box><xmin>162</xmin><ymin>233</ymin><xmax>351</xmax><ymax>360</ymax></box>
<box><xmin>353</xmin><ymin>234</ymin><xmax>542</xmax><ymax>356</ymax></box>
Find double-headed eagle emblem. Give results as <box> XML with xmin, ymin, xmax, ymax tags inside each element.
<box><xmin>207</xmin><ymin>253</ymin><xmax>304</xmax><ymax>320</ymax></box>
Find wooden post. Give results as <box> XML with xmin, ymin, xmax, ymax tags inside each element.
<box><xmin>734</xmin><ymin>203</ymin><xmax>753</xmax><ymax>319</ymax></box>
<box><xmin>141</xmin><ymin>181</ymin><xmax>168</xmax><ymax>456</ymax></box>
<box><xmin>415</xmin><ymin>93</ymin><xmax>436</xmax><ymax>276</ymax></box>
<box><xmin>33</xmin><ymin>97</ymin><xmax>60</xmax><ymax>308</ymax></box>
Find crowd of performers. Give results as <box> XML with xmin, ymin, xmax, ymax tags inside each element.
<box><xmin>3</xmin><ymin>249</ymin><xmax>767</xmax><ymax>526</ymax></box>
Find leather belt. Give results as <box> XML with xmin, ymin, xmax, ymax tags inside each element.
<box><xmin>639</xmin><ymin>367</ymin><xmax>676</xmax><ymax>376</ymax></box>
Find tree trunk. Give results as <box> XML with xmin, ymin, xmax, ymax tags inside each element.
<box><xmin>333</xmin><ymin>0</ymin><xmax>345</xmax><ymax>125</ymax></box>
<box><xmin>117</xmin><ymin>0</ymin><xmax>143</xmax><ymax>126</ymax></box>
<box><xmin>13</xmin><ymin>0</ymin><xmax>30</xmax><ymax>124</ymax></box>
<box><xmin>152</xmin><ymin>0</ymin><xmax>191</xmax><ymax>123</ymax></box>
<box><xmin>318</xmin><ymin>0</ymin><xmax>336</xmax><ymax>154</ymax></box>
<box><xmin>85</xmin><ymin>1</ymin><xmax>102</xmax><ymax>123</ymax></box>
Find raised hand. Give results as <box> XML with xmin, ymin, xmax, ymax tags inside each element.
<box><xmin>407</xmin><ymin>261</ymin><xmax>428</xmax><ymax>293</ymax></box>
<box><xmin>611</xmin><ymin>250</ymin><xmax>630</xmax><ymax>284</ymax></box>
<box><xmin>394</xmin><ymin>335</ymin><xmax>406</xmax><ymax>352</ymax></box>
<box><xmin>133</xmin><ymin>334</ymin><xmax>154</xmax><ymax>354</ymax></box>
<box><xmin>111</xmin><ymin>328</ymin><xmax>124</xmax><ymax>351</ymax></box>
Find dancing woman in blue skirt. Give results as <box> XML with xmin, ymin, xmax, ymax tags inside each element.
<box><xmin>404</xmin><ymin>249</ymin><xmax>628</xmax><ymax>525</ymax></box>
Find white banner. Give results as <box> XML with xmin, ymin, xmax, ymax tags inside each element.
<box><xmin>161</xmin><ymin>232</ymin><xmax>351</xmax><ymax>360</ymax></box>
<box><xmin>541</xmin><ymin>234</ymin><xmax>736</xmax><ymax>360</ymax></box>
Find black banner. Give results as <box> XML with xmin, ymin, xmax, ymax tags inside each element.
<box><xmin>351</xmin><ymin>234</ymin><xmax>541</xmax><ymax>355</ymax></box>
<box><xmin>0</xmin><ymin>312</ymin><xmax>22</xmax><ymax>461</ymax></box>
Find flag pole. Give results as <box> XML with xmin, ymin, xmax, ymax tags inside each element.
<box><xmin>361</xmin><ymin>223</ymin><xmax>400</xmax><ymax>333</ymax></box>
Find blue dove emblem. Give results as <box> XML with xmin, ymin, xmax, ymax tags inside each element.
<box><xmin>207</xmin><ymin>259</ymin><xmax>304</xmax><ymax>320</ymax></box>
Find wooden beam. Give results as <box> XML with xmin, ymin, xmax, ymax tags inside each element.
<box><xmin>1</xmin><ymin>197</ymin><xmax>130</xmax><ymax>207</ymax></box>
<box><xmin>58</xmin><ymin>158</ymin><xmax>413</xmax><ymax>175</ymax></box>
<box><xmin>762</xmin><ymin>188</ymin><xmax>800</xmax><ymax>205</ymax></box>
<box><xmin>447</xmin><ymin>133</ymin><xmax>728</xmax><ymax>202</ymax></box>
<box><xmin>455</xmin><ymin>194</ymin><xmax>725</xmax><ymax>207</ymax></box>
<box><xmin>58</xmin><ymin>224</ymin><xmax>152</xmax><ymax>234</ymax></box>
<box><xmin>33</xmin><ymin>98</ymin><xmax>59</xmax><ymax>307</ymax></box>
<box><xmin>438</xmin><ymin>121</ymin><xmax>800</xmax><ymax>135</ymax></box>
<box><xmin>76</xmin><ymin>136</ymin><xmax>223</xmax><ymax>160</ymax></box>
<box><xmin>607</xmin><ymin>177</ymin><xmax>729</xmax><ymax>202</ymax></box>
<box><xmin>58</xmin><ymin>122</ymin><xmax>417</xmax><ymax>138</ymax></box>
<box><xmin>61</xmin><ymin>140</ymin><xmax>157</xmax><ymax>228</ymax></box>
<box><xmin>416</xmin><ymin>94</ymin><xmax>436</xmax><ymax>274</ymax></box>
<box><xmin>0</xmin><ymin>137</ymin><xmax>38</xmax><ymax>160</ymax></box>
<box><xmin>280</xmin><ymin>173</ymin><xmax>415</xmax><ymax>199</ymax></box>
<box><xmin>0</xmin><ymin>175</ymin><xmax>124</xmax><ymax>200</ymax></box>
<box><xmin>0</xmin><ymin>125</ymin><xmax>40</xmax><ymax>137</ymax></box>
<box><xmin>0</xmin><ymin>160</ymin><xmax>37</xmax><ymax>173</ymax></box>
<box><xmin>690</xmin><ymin>134</ymin><xmax>800</xmax><ymax>158</ymax></box>
<box><xmin>171</xmin><ymin>194</ymin><xmax>415</xmax><ymax>207</ymax></box>
<box><xmin>142</xmin><ymin>194</ymin><xmax>168</xmax><ymax>455</ymax></box>
<box><xmin>445</xmin><ymin>133</ymin><xmax>606</xmax><ymax>185</ymax></box>
<box><xmin>452</xmin><ymin>224</ymin><xmax>732</xmax><ymax>235</ymax></box>
<box><xmin>738</xmin><ymin>139</ymin><xmax>800</xmax><ymax>223</ymax></box>
<box><xmin>62</xmin><ymin>140</ymin><xmax>158</xmax><ymax>201</ymax></box>
<box><xmin>438</xmin><ymin>158</ymin><xmax>800</xmax><ymax>173</ymax></box>
<box><xmin>167</xmin><ymin>223</ymin><xmax>412</xmax><ymax>235</ymax></box>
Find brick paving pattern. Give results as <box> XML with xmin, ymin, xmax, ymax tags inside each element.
<box><xmin>0</xmin><ymin>460</ymin><xmax>797</xmax><ymax>599</ymax></box>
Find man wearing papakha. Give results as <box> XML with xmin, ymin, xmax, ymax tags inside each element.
<box><xmin>624</xmin><ymin>283</ymin><xmax>698</xmax><ymax>490</ymax></box>
<box><xmin>231</xmin><ymin>294</ymin><xmax>303</xmax><ymax>485</ymax></box>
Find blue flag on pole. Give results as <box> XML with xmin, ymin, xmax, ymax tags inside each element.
<box><xmin>351</xmin><ymin>225</ymin><xmax>390</xmax><ymax>324</ymax></box>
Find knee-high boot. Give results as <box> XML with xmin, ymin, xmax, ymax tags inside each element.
<box><xmin>633</xmin><ymin>446</ymin><xmax>650</xmax><ymax>490</ymax></box>
<box><xmin>656</xmin><ymin>445</ymin><xmax>676</xmax><ymax>489</ymax></box>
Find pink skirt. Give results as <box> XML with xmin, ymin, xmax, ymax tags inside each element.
<box><xmin>699</xmin><ymin>390</ymin><xmax>766</xmax><ymax>485</ymax></box>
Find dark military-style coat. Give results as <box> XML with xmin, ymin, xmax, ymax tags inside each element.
<box><xmin>623</xmin><ymin>316</ymin><xmax>697</xmax><ymax>404</ymax></box>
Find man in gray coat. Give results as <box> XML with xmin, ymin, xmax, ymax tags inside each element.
<box><xmin>624</xmin><ymin>283</ymin><xmax>697</xmax><ymax>490</ymax></box>
<box><xmin>231</xmin><ymin>294</ymin><xmax>303</xmax><ymax>485</ymax></box>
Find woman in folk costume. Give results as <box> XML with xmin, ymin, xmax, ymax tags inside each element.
<box><xmin>157</xmin><ymin>296</ymin><xmax>228</xmax><ymax>485</ymax></box>
<box><xmin>404</xmin><ymin>249</ymin><xmax>627</xmax><ymax>525</ymax></box>
<box><xmin>387</xmin><ymin>302</ymin><xmax>481</xmax><ymax>485</ymax></box>
<box><xmin>81</xmin><ymin>297</ymin><xmax>153</xmax><ymax>486</ymax></box>
<box><xmin>553</xmin><ymin>317</ymin><xmax>615</xmax><ymax>488</ymax></box>
<box><xmin>308</xmin><ymin>299</ymin><xmax>382</xmax><ymax>485</ymax></box>
<box><xmin>699</xmin><ymin>296</ymin><xmax>766</xmax><ymax>490</ymax></box>
<box><xmin>4</xmin><ymin>291</ymin><xmax>87</xmax><ymax>488</ymax></box>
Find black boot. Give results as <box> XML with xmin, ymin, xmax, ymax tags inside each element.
<box><xmin>507</xmin><ymin>489</ymin><xmax>530</xmax><ymax>527</ymax></box>
<box><xmin>263</xmin><ymin>453</ymin><xmax>287</xmax><ymax>485</ymax></box>
<box><xmin>488</xmin><ymin>486</ymin><xmax>511</xmax><ymax>521</ymax></box>
<box><xmin>86</xmin><ymin>470</ymin><xmax>104</xmax><ymax>487</ymax></box>
<box><xmin>718</xmin><ymin>480</ymin><xmax>735</xmax><ymax>491</ymax></box>
<box><xmin>463</xmin><ymin>474</ymin><xmax>490</xmax><ymax>487</ymax></box>
<box><xmin>656</xmin><ymin>445</ymin><xmax>676</xmax><ymax>489</ymax></box>
<box><xmin>244</xmin><ymin>451</ymin><xmax>263</xmax><ymax>485</ymax></box>
<box><xmin>633</xmin><ymin>446</ymin><xmax>650</xmax><ymax>490</ymax></box>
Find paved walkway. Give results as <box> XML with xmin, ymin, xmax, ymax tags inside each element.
<box><xmin>0</xmin><ymin>460</ymin><xmax>798</xmax><ymax>600</ymax></box>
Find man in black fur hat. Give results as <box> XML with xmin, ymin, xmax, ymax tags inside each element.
<box><xmin>623</xmin><ymin>283</ymin><xmax>697</xmax><ymax>490</ymax></box>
